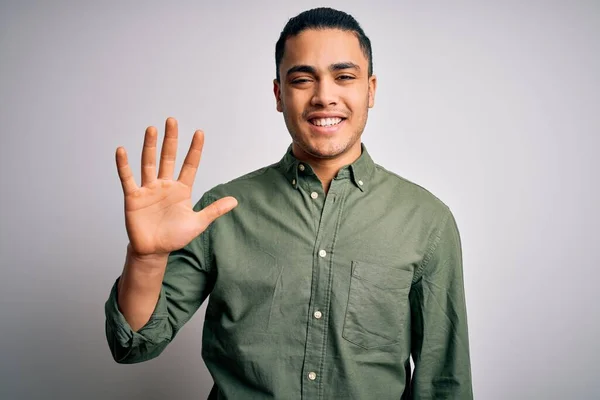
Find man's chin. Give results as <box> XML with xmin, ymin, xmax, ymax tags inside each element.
<box><xmin>295</xmin><ymin>141</ymin><xmax>349</xmax><ymax>160</ymax></box>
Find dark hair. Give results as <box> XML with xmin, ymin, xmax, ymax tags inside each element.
<box><xmin>275</xmin><ymin>7</ymin><xmax>373</xmax><ymax>82</ymax></box>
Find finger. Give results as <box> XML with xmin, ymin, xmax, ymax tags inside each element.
<box><xmin>141</xmin><ymin>126</ymin><xmax>158</xmax><ymax>186</ymax></box>
<box><xmin>177</xmin><ymin>130</ymin><xmax>205</xmax><ymax>187</ymax></box>
<box><xmin>157</xmin><ymin>117</ymin><xmax>178</xmax><ymax>180</ymax></box>
<box><xmin>196</xmin><ymin>196</ymin><xmax>238</xmax><ymax>231</ymax></box>
<box><xmin>115</xmin><ymin>147</ymin><xmax>139</xmax><ymax>195</ymax></box>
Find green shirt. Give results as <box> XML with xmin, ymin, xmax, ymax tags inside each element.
<box><xmin>105</xmin><ymin>144</ymin><xmax>473</xmax><ymax>399</ymax></box>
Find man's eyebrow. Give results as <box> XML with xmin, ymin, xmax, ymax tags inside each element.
<box><xmin>285</xmin><ymin>62</ymin><xmax>360</xmax><ymax>78</ymax></box>
<box><xmin>330</xmin><ymin>62</ymin><xmax>360</xmax><ymax>71</ymax></box>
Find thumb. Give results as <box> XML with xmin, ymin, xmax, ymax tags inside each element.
<box><xmin>197</xmin><ymin>196</ymin><xmax>238</xmax><ymax>231</ymax></box>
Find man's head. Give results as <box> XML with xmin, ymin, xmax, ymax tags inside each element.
<box><xmin>275</xmin><ymin>8</ymin><xmax>373</xmax><ymax>83</ymax></box>
<box><xmin>273</xmin><ymin>8</ymin><xmax>377</xmax><ymax>164</ymax></box>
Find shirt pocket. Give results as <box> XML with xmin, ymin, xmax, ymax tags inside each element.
<box><xmin>342</xmin><ymin>260</ymin><xmax>413</xmax><ymax>349</ymax></box>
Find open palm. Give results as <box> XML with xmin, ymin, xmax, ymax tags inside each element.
<box><xmin>115</xmin><ymin>118</ymin><xmax>237</xmax><ymax>257</ymax></box>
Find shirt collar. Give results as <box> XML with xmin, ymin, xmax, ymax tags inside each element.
<box><xmin>278</xmin><ymin>143</ymin><xmax>376</xmax><ymax>192</ymax></box>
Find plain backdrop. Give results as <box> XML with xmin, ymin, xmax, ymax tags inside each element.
<box><xmin>1</xmin><ymin>1</ymin><xmax>598</xmax><ymax>399</ymax></box>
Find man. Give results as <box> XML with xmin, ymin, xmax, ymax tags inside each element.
<box><xmin>105</xmin><ymin>7</ymin><xmax>473</xmax><ymax>399</ymax></box>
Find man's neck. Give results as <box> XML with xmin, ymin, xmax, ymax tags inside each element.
<box><xmin>292</xmin><ymin>143</ymin><xmax>362</xmax><ymax>194</ymax></box>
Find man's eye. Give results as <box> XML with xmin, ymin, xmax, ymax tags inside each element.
<box><xmin>291</xmin><ymin>78</ymin><xmax>312</xmax><ymax>84</ymax></box>
<box><xmin>338</xmin><ymin>75</ymin><xmax>355</xmax><ymax>81</ymax></box>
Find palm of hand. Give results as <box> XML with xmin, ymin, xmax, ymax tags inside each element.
<box><xmin>115</xmin><ymin>118</ymin><xmax>237</xmax><ymax>258</ymax></box>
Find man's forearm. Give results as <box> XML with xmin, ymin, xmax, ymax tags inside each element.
<box><xmin>117</xmin><ymin>244</ymin><xmax>169</xmax><ymax>331</ymax></box>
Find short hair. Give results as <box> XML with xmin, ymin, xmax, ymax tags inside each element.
<box><xmin>275</xmin><ymin>7</ymin><xmax>373</xmax><ymax>82</ymax></box>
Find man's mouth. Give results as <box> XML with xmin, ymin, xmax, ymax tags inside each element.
<box><xmin>309</xmin><ymin>117</ymin><xmax>345</xmax><ymax>127</ymax></box>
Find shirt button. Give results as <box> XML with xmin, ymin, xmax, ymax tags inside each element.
<box><xmin>358</xmin><ymin>180</ymin><xmax>364</xmax><ymax>186</ymax></box>
<box><xmin>310</xmin><ymin>192</ymin><xmax>318</xmax><ymax>199</ymax></box>
<box><xmin>314</xmin><ymin>310</ymin><xmax>323</xmax><ymax>319</ymax></box>
<box><xmin>318</xmin><ymin>249</ymin><xmax>327</xmax><ymax>258</ymax></box>
<box><xmin>298</xmin><ymin>164</ymin><xmax>305</xmax><ymax>171</ymax></box>
<box><xmin>308</xmin><ymin>371</ymin><xmax>317</xmax><ymax>381</ymax></box>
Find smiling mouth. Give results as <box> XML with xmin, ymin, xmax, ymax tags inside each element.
<box><xmin>309</xmin><ymin>117</ymin><xmax>345</xmax><ymax>127</ymax></box>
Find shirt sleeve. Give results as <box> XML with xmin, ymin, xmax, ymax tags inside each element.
<box><xmin>104</xmin><ymin>193</ymin><xmax>216</xmax><ymax>364</ymax></box>
<box><xmin>408</xmin><ymin>209</ymin><xmax>473</xmax><ymax>399</ymax></box>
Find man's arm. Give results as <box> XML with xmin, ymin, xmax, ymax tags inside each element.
<box><xmin>409</xmin><ymin>209</ymin><xmax>473</xmax><ymax>399</ymax></box>
<box><xmin>117</xmin><ymin>245</ymin><xmax>169</xmax><ymax>332</ymax></box>
<box><xmin>104</xmin><ymin>198</ymin><xmax>215</xmax><ymax>364</ymax></box>
<box><xmin>104</xmin><ymin>118</ymin><xmax>236</xmax><ymax>364</ymax></box>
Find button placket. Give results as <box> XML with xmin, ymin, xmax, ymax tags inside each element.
<box><xmin>300</xmin><ymin>179</ymin><xmax>347</xmax><ymax>399</ymax></box>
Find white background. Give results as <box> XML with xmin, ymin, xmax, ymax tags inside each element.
<box><xmin>1</xmin><ymin>1</ymin><xmax>598</xmax><ymax>399</ymax></box>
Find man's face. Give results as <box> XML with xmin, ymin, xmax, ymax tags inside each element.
<box><xmin>274</xmin><ymin>29</ymin><xmax>376</xmax><ymax>162</ymax></box>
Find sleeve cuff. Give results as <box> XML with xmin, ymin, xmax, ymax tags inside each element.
<box><xmin>104</xmin><ymin>277</ymin><xmax>171</xmax><ymax>353</ymax></box>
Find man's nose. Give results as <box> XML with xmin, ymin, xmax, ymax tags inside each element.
<box><xmin>310</xmin><ymin>79</ymin><xmax>338</xmax><ymax>107</ymax></box>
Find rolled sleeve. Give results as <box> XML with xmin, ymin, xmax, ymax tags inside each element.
<box><xmin>104</xmin><ymin>277</ymin><xmax>172</xmax><ymax>363</ymax></box>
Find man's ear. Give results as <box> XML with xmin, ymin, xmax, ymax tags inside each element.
<box><xmin>368</xmin><ymin>75</ymin><xmax>377</xmax><ymax>108</ymax></box>
<box><xmin>273</xmin><ymin>79</ymin><xmax>283</xmax><ymax>112</ymax></box>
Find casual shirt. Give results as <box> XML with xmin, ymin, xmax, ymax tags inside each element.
<box><xmin>105</xmin><ymin>144</ymin><xmax>473</xmax><ymax>399</ymax></box>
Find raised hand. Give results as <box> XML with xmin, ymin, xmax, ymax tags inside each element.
<box><xmin>115</xmin><ymin>117</ymin><xmax>237</xmax><ymax>258</ymax></box>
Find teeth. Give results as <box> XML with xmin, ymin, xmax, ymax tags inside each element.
<box><xmin>311</xmin><ymin>117</ymin><xmax>342</xmax><ymax>127</ymax></box>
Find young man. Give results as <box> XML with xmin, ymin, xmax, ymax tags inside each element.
<box><xmin>106</xmin><ymin>7</ymin><xmax>473</xmax><ymax>399</ymax></box>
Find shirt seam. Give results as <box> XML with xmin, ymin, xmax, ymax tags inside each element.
<box><xmin>413</xmin><ymin>208</ymin><xmax>450</xmax><ymax>284</ymax></box>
